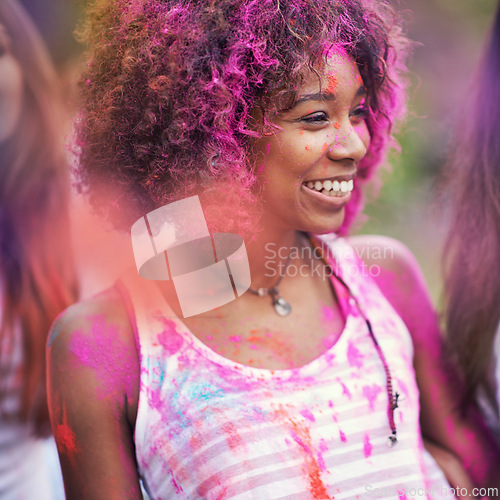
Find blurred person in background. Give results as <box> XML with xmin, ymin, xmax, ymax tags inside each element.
<box><xmin>443</xmin><ymin>0</ymin><xmax>500</xmax><ymax>445</ymax></box>
<box><xmin>0</xmin><ymin>0</ymin><xmax>78</xmax><ymax>498</ymax></box>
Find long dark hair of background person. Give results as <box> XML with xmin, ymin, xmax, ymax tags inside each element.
<box><xmin>0</xmin><ymin>0</ymin><xmax>78</xmax><ymax>432</ymax></box>
<box><xmin>443</xmin><ymin>1</ymin><xmax>500</xmax><ymax>412</ymax></box>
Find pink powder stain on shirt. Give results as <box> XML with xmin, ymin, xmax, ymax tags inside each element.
<box><xmin>339</xmin><ymin>381</ymin><xmax>352</xmax><ymax>399</ymax></box>
<box><xmin>363</xmin><ymin>433</ymin><xmax>372</xmax><ymax>458</ymax></box>
<box><xmin>222</xmin><ymin>422</ymin><xmax>243</xmax><ymax>450</ymax></box>
<box><xmin>317</xmin><ymin>439</ymin><xmax>329</xmax><ymax>472</ymax></box>
<box><xmin>289</xmin><ymin>421</ymin><xmax>332</xmax><ymax>499</ymax></box>
<box><xmin>273</xmin><ymin>405</ymin><xmax>331</xmax><ymax>499</ymax></box>
<box><xmin>339</xmin><ymin>430</ymin><xmax>347</xmax><ymax>443</ymax></box>
<box><xmin>362</xmin><ymin>384</ymin><xmax>382</xmax><ymax>411</ymax></box>
<box><xmin>157</xmin><ymin>322</ymin><xmax>184</xmax><ymax>356</ymax></box>
<box><xmin>346</xmin><ymin>341</ymin><xmax>364</xmax><ymax>368</ymax></box>
<box><xmin>300</xmin><ymin>408</ymin><xmax>316</xmax><ymax>422</ymax></box>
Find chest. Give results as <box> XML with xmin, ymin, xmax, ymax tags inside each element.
<box><xmin>182</xmin><ymin>274</ymin><xmax>347</xmax><ymax>370</ymax></box>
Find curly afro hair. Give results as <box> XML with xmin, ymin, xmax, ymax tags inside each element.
<box><xmin>75</xmin><ymin>0</ymin><xmax>409</xmax><ymax>234</ymax></box>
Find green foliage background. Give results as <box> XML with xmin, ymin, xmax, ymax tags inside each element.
<box><xmin>357</xmin><ymin>0</ymin><xmax>498</xmax><ymax>306</ymax></box>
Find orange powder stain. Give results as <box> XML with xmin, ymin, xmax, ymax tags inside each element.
<box><xmin>299</xmin><ymin>130</ymin><xmax>305</xmax><ymax>135</ymax></box>
<box><xmin>305</xmin><ymin>145</ymin><xmax>311</xmax><ymax>151</ymax></box>
<box><xmin>55</xmin><ymin>406</ymin><xmax>77</xmax><ymax>463</ymax></box>
<box><xmin>326</xmin><ymin>74</ymin><xmax>337</xmax><ymax>95</ymax></box>
<box><xmin>356</xmin><ymin>74</ymin><xmax>363</xmax><ymax>84</ymax></box>
<box><xmin>246</xmin><ymin>332</ymin><xmax>294</xmax><ymax>365</ymax></box>
<box><xmin>273</xmin><ymin>405</ymin><xmax>332</xmax><ymax>499</ymax></box>
<box><xmin>334</xmin><ymin>122</ymin><xmax>341</xmax><ymax>130</ymax></box>
<box><xmin>322</xmin><ymin>143</ymin><xmax>329</xmax><ymax>153</ymax></box>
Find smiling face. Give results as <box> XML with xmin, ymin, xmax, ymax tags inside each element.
<box><xmin>251</xmin><ymin>50</ymin><xmax>370</xmax><ymax>236</ymax></box>
<box><xmin>0</xmin><ymin>24</ymin><xmax>23</xmax><ymax>143</ymax></box>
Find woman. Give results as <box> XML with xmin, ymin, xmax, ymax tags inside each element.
<box><xmin>48</xmin><ymin>0</ymin><xmax>500</xmax><ymax>498</ymax></box>
<box><xmin>0</xmin><ymin>0</ymin><xmax>78</xmax><ymax>498</ymax></box>
<box><xmin>443</xmin><ymin>1</ymin><xmax>500</xmax><ymax>444</ymax></box>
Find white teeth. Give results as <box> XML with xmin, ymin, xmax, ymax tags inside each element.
<box><xmin>304</xmin><ymin>178</ymin><xmax>354</xmax><ymax>194</ymax></box>
<box><xmin>322</xmin><ymin>179</ymin><xmax>332</xmax><ymax>191</ymax></box>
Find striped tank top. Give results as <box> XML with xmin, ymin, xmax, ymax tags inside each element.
<box><xmin>119</xmin><ymin>235</ymin><xmax>452</xmax><ymax>499</ymax></box>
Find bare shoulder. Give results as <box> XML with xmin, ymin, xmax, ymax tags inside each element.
<box><xmin>347</xmin><ymin>234</ymin><xmax>421</xmax><ymax>278</ymax></box>
<box><xmin>346</xmin><ymin>234</ymin><xmax>434</xmax><ymax>346</ymax></box>
<box><xmin>47</xmin><ymin>287</ymin><xmax>142</xmax><ymax>498</ymax></box>
<box><xmin>47</xmin><ymin>285</ymin><xmax>139</xmax><ymax>420</ymax></box>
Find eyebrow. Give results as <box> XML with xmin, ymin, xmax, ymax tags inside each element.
<box><xmin>292</xmin><ymin>86</ymin><xmax>366</xmax><ymax>107</ymax></box>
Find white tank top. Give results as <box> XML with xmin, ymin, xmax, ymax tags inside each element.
<box><xmin>119</xmin><ymin>235</ymin><xmax>452</xmax><ymax>499</ymax></box>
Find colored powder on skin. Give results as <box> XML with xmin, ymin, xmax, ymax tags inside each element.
<box><xmin>334</xmin><ymin>122</ymin><xmax>341</xmax><ymax>130</ymax></box>
<box><xmin>305</xmin><ymin>145</ymin><xmax>311</xmax><ymax>151</ymax></box>
<box><xmin>244</xmin><ymin>332</ymin><xmax>294</xmax><ymax>365</ymax></box>
<box><xmin>346</xmin><ymin>341</ymin><xmax>363</xmax><ymax>368</ymax></box>
<box><xmin>363</xmin><ymin>433</ymin><xmax>372</xmax><ymax>458</ymax></box>
<box><xmin>322</xmin><ymin>143</ymin><xmax>329</xmax><ymax>153</ymax></box>
<box><xmin>362</xmin><ymin>384</ymin><xmax>382</xmax><ymax>411</ymax></box>
<box><xmin>326</xmin><ymin>74</ymin><xmax>337</xmax><ymax>95</ymax></box>
<box><xmin>322</xmin><ymin>306</ymin><xmax>335</xmax><ymax>322</ymax></box>
<box><xmin>68</xmin><ymin>315</ymin><xmax>138</xmax><ymax>401</ymax></box>
<box><xmin>55</xmin><ymin>406</ymin><xmax>77</xmax><ymax>462</ymax></box>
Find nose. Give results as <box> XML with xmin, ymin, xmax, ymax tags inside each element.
<box><xmin>326</xmin><ymin>121</ymin><xmax>368</xmax><ymax>164</ymax></box>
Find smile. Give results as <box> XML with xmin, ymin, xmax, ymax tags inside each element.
<box><xmin>303</xmin><ymin>178</ymin><xmax>354</xmax><ymax>198</ymax></box>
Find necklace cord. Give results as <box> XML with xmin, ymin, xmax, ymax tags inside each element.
<box><xmin>308</xmin><ymin>235</ymin><xmax>399</xmax><ymax>445</ymax></box>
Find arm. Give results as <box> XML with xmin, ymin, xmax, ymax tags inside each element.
<box><xmin>47</xmin><ymin>287</ymin><xmax>142</xmax><ymax>500</ymax></box>
<box><xmin>349</xmin><ymin>235</ymin><xmax>500</xmax><ymax>493</ymax></box>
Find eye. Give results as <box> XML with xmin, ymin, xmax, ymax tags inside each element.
<box><xmin>350</xmin><ymin>105</ymin><xmax>369</xmax><ymax>124</ymax></box>
<box><xmin>300</xmin><ymin>112</ymin><xmax>328</xmax><ymax>124</ymax></box>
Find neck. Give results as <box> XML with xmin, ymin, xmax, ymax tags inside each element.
<box><xmin>244</xmin><ymin>225</ymin><xmax>303</xmax><ymax>290</ymax></box>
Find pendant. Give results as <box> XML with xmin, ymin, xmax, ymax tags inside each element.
<box><xmin>272</xmin><ymin>296</ymin><xmax>292</xmax><ymax>316</ymax></box>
